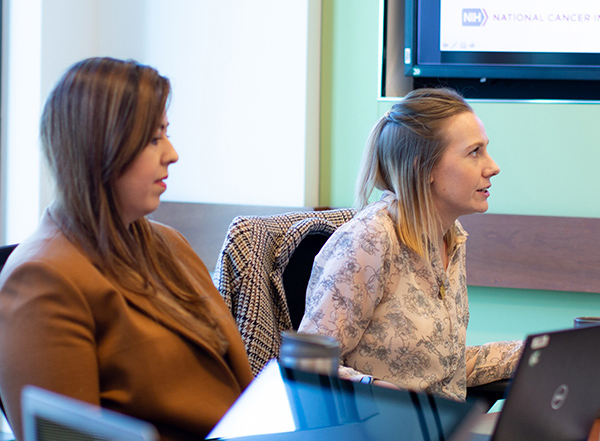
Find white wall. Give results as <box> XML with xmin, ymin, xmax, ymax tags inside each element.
<box><xmin>96</xmin><ymin>0</ymin><xmax>320</xmax><ymax>207</ymax></box>
<box><xmin>1</xmin><ymin>0</ymin><xmax>321</xmax><ymax>244</ymax></box>
<box><xmin>1</xmin><ymin>0</ymin><xmax>42</xmax><ymax>245</ymax></box>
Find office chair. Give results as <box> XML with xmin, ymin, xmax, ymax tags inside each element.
<box><xmin>214</xmin><ymin>208</ymin><xmax>356</xmax><ymax>376</ymax></box>
<box><xmin>281</xmin><ymin>232</ymin><xmax>331</xmax><ymax>330</ymax></box>
<box><xmin>0</xmin><ymin>244</ymin><xmax>18</xmax><ymax>429</ymax></box>
<box><xmin>0</xmin><ymin>245</ymin><xmax>18</xmax><ymax>274</ymax></box>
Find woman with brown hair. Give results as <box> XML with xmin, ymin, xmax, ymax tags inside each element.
<box><xmin>0</xmin><ymin>57</ymin><xmax>253</xmax><ymax>441</ymax></box>
<box><xmin>299</xmin><ymin>87</ymin><xmax>522</xmax><ymax>401</ymax></box>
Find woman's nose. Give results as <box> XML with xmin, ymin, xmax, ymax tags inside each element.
<box><xmin>485</xmin><ymin>154</ymin><xmax>500</xmax><ymax>177</ymax></box>
<box><xmin>164</xmin><ymin>138</ymin><xmax>179</xmax><ymax>164</ymax></box>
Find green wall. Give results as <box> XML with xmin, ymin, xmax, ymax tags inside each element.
<box><xmin>320</xmin><ymin>0</ymin><xmax>381</xmax><ymax>208</ymax></box>
<box><xmin>319</xmin><ymin>0</ymin><xmax>600</xmax><ymax>345</ymax></box>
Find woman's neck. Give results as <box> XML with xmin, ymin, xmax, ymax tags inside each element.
<box><xmin>434</xmin><ymin>235</ymin><xmax>448</xmax><ymax>270</ymax></box>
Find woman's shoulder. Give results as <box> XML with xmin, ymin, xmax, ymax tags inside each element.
<box><xmin>343</xmin><ymin>199</ymin><xmax>396</xmax><ymax>235</ymax></box>
<box><xmin>147</xmin><ymin>220</ymin><xmax>211</xmax><ymax>271</ymax></box>
<box><xmin>0</xmin><ymin>214</ymin><xmax>105</xmax><ymax>306</ymax></box>
<box><xmin>3</xmin><ymin>214</ymin><xmax>89</xmax><ymax>275</ymax></box>
<box><xmin>148</xmin><ymin>219</ymin><xmax>182</xmax><ymax>240</ymax></box>
<box><xmin>147</xmin><ymin>220</ymin><xmax>196</xmax><ymax>254</ymax></box>
<box><xmin>320</xmin><ymin>200</ymin><xmax>397</xmax><ymax>257</ymax></box>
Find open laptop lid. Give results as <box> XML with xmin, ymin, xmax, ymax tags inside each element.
<box><xmin>208</xmin><ymin>359</ymin><xmax>485</xmax><ymax>441</ymax></box>
<box><xmin>490</xmin><ymin>325</ymin><xmax>600</xmax><ymax>441</ymax></box>
<box><xmin>21</xmin><ymin>385</ymin><xmax>159</xmax><ymax>441</ymax></box>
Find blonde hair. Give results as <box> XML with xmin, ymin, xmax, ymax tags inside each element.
<box><xmin>40</xmin><ymin>57</ymin><xmax>227</xmax><ymax>353</ymax></box>
<box><xmin>355</xmin><ymin>87</ymin><xmax>473</xmax><ymax>257</ymax></box>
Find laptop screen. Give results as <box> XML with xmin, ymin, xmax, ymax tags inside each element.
<box><xmin>208</xmin><ymin>359</ymin><xmax>484</xmax><ymax>441</ymax></box>
<box><xmin>490</xmin><ymin>325</ymin><xmax>600</xmax><ymax>441</ymax></box>
<box><xmin>21</xmin><ymin>386</ymin><xmax>159</xmax><ymax>441</ymax></box>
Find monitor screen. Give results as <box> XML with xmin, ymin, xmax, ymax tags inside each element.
<box><xmin>384</xmin><ymin>0</ymin><xmax>600</xmax><ymax>99</ymax></box>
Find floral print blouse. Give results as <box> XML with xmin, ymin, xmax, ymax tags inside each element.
<box><xmin>298</xmin><ymin>191</ymin><xmax>522</xmax><ymax>401</ymax></box>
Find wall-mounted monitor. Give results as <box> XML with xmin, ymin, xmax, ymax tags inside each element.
<box><xmin>383</xmin><ymin>0</ymin><xmax>600</xmax><ymax>99</ymax></box>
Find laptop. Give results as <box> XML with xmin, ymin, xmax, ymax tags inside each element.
<box><xmin>471</xmin><ymin>324</ymin><xmax>600</xmax><ymax>441</ymax></box>
<box><xmin>208</xmin><ymin>359</ymin><xmax>485</xmax><ymax>441</ymax></box>
<box><xmin>21</xmin><ymin>385</ymin><xmax>159</xmax><ymax>441</ymax></box>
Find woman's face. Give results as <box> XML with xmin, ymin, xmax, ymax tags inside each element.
<box><xmin>430</xmin><ymin>111</ymin><xmax>500</xmax><ymax>230</ymax></box>
<box><xmin>114</xmin><ymin>112</ymin><xmax>178</xmax><ymax>226</ymax></box>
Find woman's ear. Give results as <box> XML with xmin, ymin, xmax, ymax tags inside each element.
<box><xmin>429</xmin><ymin>165</ymin><xmax>438</xmax><ymax>185</ymax></box>
<box><xmin>412</xmin><ymin>156</ymin><xmax>434</xmax><ymax>183</ymax></box>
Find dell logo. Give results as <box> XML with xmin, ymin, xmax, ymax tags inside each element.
<box><xmin>462</xmin><ymin>8</ymin><xmax>488</xmax><ymax>26</ymax></box>
<box><xmin>551</xmin><ymin>384</ymin><xmax>569</xmax><ymax>410</ymax></box>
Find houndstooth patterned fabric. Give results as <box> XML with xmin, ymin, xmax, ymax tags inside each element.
<box><xmin>213</xmin><ymin>208</ymin><xmax>356</xmax><ymax>376</ymax></box>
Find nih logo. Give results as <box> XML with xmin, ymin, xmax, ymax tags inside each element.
<box><xmin>462</xmin><ymin>8</ymin><xmax>488</xmax><ymax>26</ymax></box>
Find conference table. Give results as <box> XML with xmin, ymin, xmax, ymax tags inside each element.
<box><xmin>209</xmin><ymin>360</ymin><xmax>600</xmax><ymax>441</ymax></box>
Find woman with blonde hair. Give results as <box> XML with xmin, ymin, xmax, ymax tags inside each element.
<box><xmin>0</xmin><ymin>57</ymin><xmax>253</xmax><ymax>441</ymax></box>
<box><xmin>299</xmin><ymin>87</ymin><xmax>522</xmax><ymax>401</ymax></box>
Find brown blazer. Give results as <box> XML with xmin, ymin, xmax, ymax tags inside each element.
<box><xmin>0</xmin><ymin>209</ymin><xmax>254</xmax><ymax>441</ymax></box>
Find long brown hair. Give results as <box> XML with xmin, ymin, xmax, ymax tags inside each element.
<box><xmin>355</xmin><ymin>87</ymin><xmax>473</xmax><ymax>257</ymax></box>
<box><xmin>40</xmin><ymin>57</ymin><xmax>227</xmax><ymax>353</ymax></box>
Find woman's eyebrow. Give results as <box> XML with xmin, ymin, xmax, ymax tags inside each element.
<box><xmin>468</xmin><ymin>138</ymin><xmax>488</xmax><ymax>149</ymax></box>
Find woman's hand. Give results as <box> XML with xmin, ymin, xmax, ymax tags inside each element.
<box><xmin>372</xmin><ymin>379</ymin><xmax>401</xmax><ymax>390</ymax></box>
